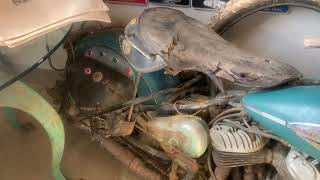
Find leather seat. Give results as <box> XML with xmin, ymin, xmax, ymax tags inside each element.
<box><xmin>0</xmin><ymin>0</ymin><xmax>110</xmax><ymax>47</ymax></box>
<box><xmin>125</xmin><ymin>8</ymin><xmax>302</xmax><ymax>89</ymax></box>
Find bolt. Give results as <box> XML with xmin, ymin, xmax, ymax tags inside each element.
<box><xmin>92</xmin><ymin>72</ymin><xmax>103</xmax><ymax>82</ymax></box>
<box><xmin>124</xmin><ymin>67</ymin><xmax>132</xmax><ymax>77</ymax></box>
<box><xmin>84</xmin><ymin>67</ymin><xmax>92</xmax><ymax>75</ymax></box>
<box><xmin>100</xmin><ymin>51</ymin><xmax>106</xmax><ymax>56</ymax></box>
<box><xmin>113</xmin><ymin>57</ymin><xmax>118</xmax><ymax>63</ymax></box>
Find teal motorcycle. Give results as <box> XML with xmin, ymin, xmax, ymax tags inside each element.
<box><xmin>122</xmin><ymin>4</ymin><xmax>320</xmax><ymax>180</ymax></box>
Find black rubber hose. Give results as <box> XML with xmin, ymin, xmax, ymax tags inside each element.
<box><xmin>0</xmin><ymin>26</ymin><xmax>73</xmax><ymax>91</ymax></box>
<box><xmin>209</xmin><ymin>0</ymin><xmax>320</xmax><ymax>34</ymax></box>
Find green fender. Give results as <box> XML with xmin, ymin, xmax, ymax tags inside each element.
<box><xmin>0</xmin><ymin>79</ymin><xmax>65</xmax><ymax>180</ymax></box>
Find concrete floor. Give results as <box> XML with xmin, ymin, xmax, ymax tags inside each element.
<box><xmin>0</xmin><ymin>69</ymin><xmax>140</xmax><ymax>180</ymax></box>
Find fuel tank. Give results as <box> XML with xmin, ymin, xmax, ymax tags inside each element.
<box><xmin>242</xmin><ymin>86</ymin><xmax>320</xmax><ymax>160</ymax></box>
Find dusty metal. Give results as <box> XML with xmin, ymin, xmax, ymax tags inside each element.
<box><xmin>65</xmin><ymin>57</ymin><xmax>133</xmax><ymax>114</ymax></box>
<box><xmin>163</xmin><ymin>145</ymin><xmax>199</xmax><ymax>173</ymax></box>
<box><xmin>0</xmin><ymin>0</ymin><xmax>110</xmax><ymax>47</ymax></box>
<box><xmin>271</xmin><ymin>144</ymin><xmax>295</xmax><ymax>180</ymax></box>
<box><xmin>128</xmin><ymin>8</ymin><xmax>302</xmax><ymax>89</ymax></box>
<box><xmin>143</xmin><ymin>94</ymin><xmax>231</xmax><ymax>113</ymax></box>
<box><xmin>212</xmin><ymin>148</ymin><xmax>272</xmax><ymax>167</ymax></box>
<box><xmin>0</xmin><ymin>72</ymin><xmax>65</xmax><ymax>180</ymax></box>
<box><xmin>214</xmin><ymin>166</ymin><xmax>231</xmax><ymax>180</ymax></box>
<box><xmin>244</xmin><ymin>166</ymin><xmax>254</xmax><ymax>180</ymax></box>
<box><xmin>147</xmin><ymin>115</ymin><xmax>209</xmax><ymax>158</ymax></box>
<box><xmin>101</xmin><ymin>138</ymin><xmax>161</xmax><ymax>180</ymax></box>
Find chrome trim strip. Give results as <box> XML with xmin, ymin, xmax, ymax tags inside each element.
<box><xmin>243</xmin><ymin>103</ymin><xmax>287</xmax><ymax>126</ymax></box>
<box><xmin>288</xmin><ymin>122</ymin><xmax>320</xmax><ymax>127</ymax></box>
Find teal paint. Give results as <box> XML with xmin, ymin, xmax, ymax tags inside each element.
<box><xmin>243</xmin><ymin>86</ymin><xmax>320</xmax><ymax>159</ymax></box>
<box><xmin>75</xmin><ymin>30</ymin><xmax>180</xmax><ymax>104</ymax></box>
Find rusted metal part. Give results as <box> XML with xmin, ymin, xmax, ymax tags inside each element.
<box><xmin>214</xmin><ymin>166</ymin><xmax>231</xmax><ymax>180</ymax></box>
<box><xmin>244</xmin><ymin>166</ymin><xmax>254</xmax><ymax>180</ymax></box>
<box><xmin>127</xmin><ymin>8</ymin><xmax>301</xmax><ymax>90</ymax></box>
<box><xmin>0</xmin><ymin>74</ymin><xmax>65</xmax><ymax>180</ymax></box>
<box><xmin>231</xmin><ymin>167</ymin><xmax>241</xmax><ymax>180</ymax></box>
<box><xmin>163</xmin><ymin>145</ymin><xmax>199</xmax><ymax>174</ymax></box>
<box><xmin>147</xmin><ymin>115</ymin><xmax>209</xmax><ymax>158</ymax></box>
<box><xmin>81</xmin><ymin>74</ymin><xmax>201</xmax><ymax>120</ymax></box>
<box><xmin>111</xmin><ymin>118</ymin><xmax>136</xmax><ymax>136</ymax></box>
<box><xmin>101</xmin><ymin>138</ymin><xmax>161</xmax><ymax>180</ymax></box>
<box><xmin>127</xmin><ymin>72</ymin><xmax>141</xmax><ymax>122</ymax></box>
<box><xmin>209</xmin><ymin>0</ymin><xmax>320</xmax><ymax>35</ymax></box>
<box><xmin>143</xmin><ymin>95</ymin><xmax>231</xmax><ymax>113</ymax></box>
<box><xmin>271</xmin><ymin>144</ymin><xmax>295</xmax><ymax>180</ymax></box>
<box><xmin>125</xmin><ymin>136</ymin><xmax>170</xmax><ymax>160</ymax></box>
<box><xmin>169</xmin><ymin>161</ymin><xmax>179</xmax><ymax>180</ymax></box>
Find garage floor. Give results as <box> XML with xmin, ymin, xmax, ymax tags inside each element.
<box><xmin>0</xmin><ymin>68</ymin><xmax>140</xmax><ymax>180</ymax></box>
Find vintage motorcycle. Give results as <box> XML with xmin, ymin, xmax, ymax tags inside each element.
<box><xmin>1</xmin><ymin>0</ymin><xmax>320</xmax><ymax>180</ymax></box>
<box><xmin>117</xmin><ymin>4</ymin><xmax>320</xmax><ymax>180</ymax></box>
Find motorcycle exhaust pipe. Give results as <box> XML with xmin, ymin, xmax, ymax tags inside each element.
<box><xmin>75</xmin><ymin>123</ymin><xmax>161</xmax><ymax>180</ymax></box>
<box><xmin>101</xmin><ymin>139</ymin><xmax>162</xmax><ymax>180</ymax></box>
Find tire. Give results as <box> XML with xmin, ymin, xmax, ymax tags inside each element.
<box><xmin>208</xmin><ymin>0</ymin><xmax>320</xmax><ymax>34</ymax></box>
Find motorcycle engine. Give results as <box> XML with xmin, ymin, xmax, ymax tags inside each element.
<box><xmin>210</xmin><ymin>124</ymin><xmax>270</xmax><ymax>167</ymax></box>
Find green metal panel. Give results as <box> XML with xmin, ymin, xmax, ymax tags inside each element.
<box><xmin>0</xmin><ymin>74</ymin><xmax>65</xmax><ymax>179</ymax></box>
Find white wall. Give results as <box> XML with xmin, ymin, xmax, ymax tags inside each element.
<box><xmin>223</xmin><ymin>7</ymin><xmax>320</xmax><ymax>80</ymax></box>
<box><xmin>107</xmin><ymin>3</ymin><xmax>215</xmax><ymax>26</ymax></box>
<box><xmin>1</xmin><ymin>5</ymin><xmax>320</xmax><ymax>80</ymax></box>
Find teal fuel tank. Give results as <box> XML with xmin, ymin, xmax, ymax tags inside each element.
<box><xmin>74</xmin><ymin>30</ymin><xmax>180</xmax><ymax>104</ymax></box>
<box><xmin>242</xmin><ymin>86</ymin><xmax>320</xmax><ymax>160</ymax></box>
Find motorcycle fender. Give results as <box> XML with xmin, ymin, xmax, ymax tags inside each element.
<box><xmin>0</xmin><ymin>0</ymin><xmax>110</xmax><ymax>47</ymax></box>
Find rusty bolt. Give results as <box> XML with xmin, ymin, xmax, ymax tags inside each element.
<box><xmin>84</xmin><ymin>67</ymin><xmax>92</xmax><ymax>75</ymax></box>
<box><xmin>102</xmin><ymin>79</ymin><xmax>109</xmax><ymax>85</ymax></box>
<box><xmin>92</xmin><ymin>72</ymin><xmax>103</xmax><ymax>82</ymax></box>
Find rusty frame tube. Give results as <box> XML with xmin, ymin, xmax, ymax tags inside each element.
<box><xmin>0</xmin><ymin>74</ymin><xmax>65</xmax><ymax>180</ymax></box>
<box><xmin>101</xmin><ymin>139</ymin><xmax>161</xmax><ymax>180</ymax></box>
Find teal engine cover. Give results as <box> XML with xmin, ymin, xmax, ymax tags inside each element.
<box><xmin>242</xmin><ymin>86</ymin><xmax>320</xmax><ymax>159</ymax></box>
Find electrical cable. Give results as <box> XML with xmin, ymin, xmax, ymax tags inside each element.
<box><xmin>45</xmin><ymin>34</ymin><xmax>64</xmax><ymax>71</ymax></box>
<box><xmin>208</xmin><ymin>108</ymin><xmax>242</xmax><ymax>126</ymax></box>
<box><xmin>0</xmin><ymin>25</ymin><xmax>73</xmax><ymax>91</ymax></box>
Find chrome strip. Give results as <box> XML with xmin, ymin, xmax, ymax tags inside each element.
<box><xmin>288</xmin><ymin>122</ymin><xmax>320</xmax><ymax>127</ymax></box>
<box><xmin>243</xmin><ymin>103</ymin><xmax>287</xmax><ymax>126</ymax></box>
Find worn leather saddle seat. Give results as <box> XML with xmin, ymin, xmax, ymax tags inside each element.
<box><xmin>0</xmin><ymin>0</ymin><xmax>110</xmax><ymax>47</ymax></box>
<box><xmin>126</xmin><ymin>8</ymin><xmax>302</xmax><ymax>89</ymax></box>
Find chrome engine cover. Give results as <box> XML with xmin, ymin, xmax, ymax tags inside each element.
<box><xmin>286</xmin><ymin>150</ymin><xmax>320</xmax><ymax>180</ymax></box>
<box><xmin>210</xmin><ymin>124</ymin><xmax>268</xmax><ymax>153</ymax></box>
